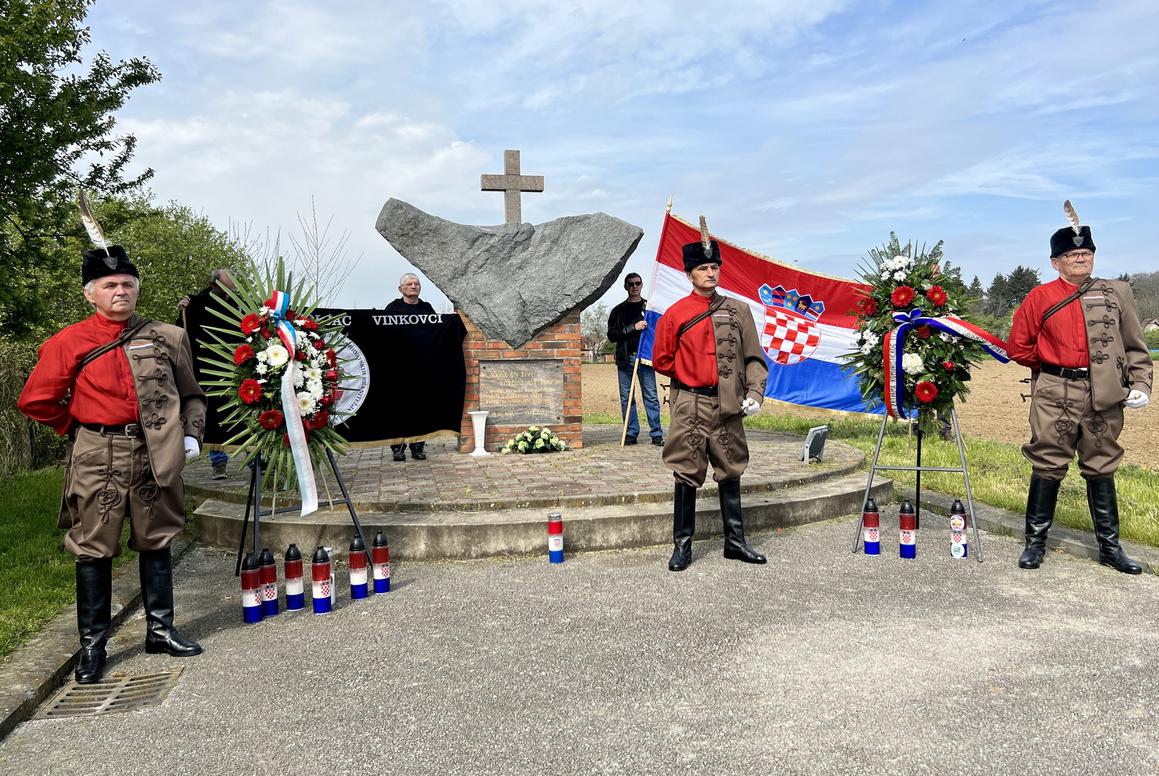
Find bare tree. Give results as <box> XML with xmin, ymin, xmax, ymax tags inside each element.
<box><xmin>581</xmin><ymin>303</ymin><xmax>609</xmax><ymax>362</ymax></box>
<box><xmin>287</xmin><ymin>197</ymin><xmax>362</xmax><ymax>303</ymax></box>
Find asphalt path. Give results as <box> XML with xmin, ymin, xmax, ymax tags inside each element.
<box><xmin>2</xmin><ymin>519</ymin><xmax>1157</xmax><ymax>776</ymax></box>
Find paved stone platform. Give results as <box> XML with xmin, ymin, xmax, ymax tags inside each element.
<box><xmin>185</xmin><ymin>425</ymin><xmax>863</xmax><ymax>511</ymax></box>
<box><xmin>188</xmin><ymin>425</ymin><xmax>890</xmax><ymax>559</ymax></box>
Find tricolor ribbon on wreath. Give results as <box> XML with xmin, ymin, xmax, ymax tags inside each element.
<box><xmin>268</xmin><ymin>290</ymin><xmax>319</xmax><ymax>516</ymax></box>
<box><xmin>882</xmin><ymin>308</ymin><xmax>1010</xmax><ymax>419</ymax></box>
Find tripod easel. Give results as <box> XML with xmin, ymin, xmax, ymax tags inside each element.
<box><xmin>850</xmin><ymin>407</ymin><xmax>984</xmax><ymax>562</ymax></box>
<box><xmin>233</xmin><ymin>449</ymin><xmax>372</xmax><ymax>575</ymax></box>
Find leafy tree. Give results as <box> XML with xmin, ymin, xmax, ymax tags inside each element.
<box><xmin>1006</xmin><ymin>265</ymin><xmax>1041</xmax><ymax>308</ymax></box>
<box><xmin>1124</xmin><ymin>270</ymin><xmax>1159</xmax><ymax>321</ymax></box>
<box><xmin>966</xmin><ymin>275</ymin><xmax>984</xmax><ymax>315</ymax></box>
<box><xmin>0</xmin><ymin>0</ymin><xmax>160</xmax><ymax>338</ymax></box>
<box><xmin>983</xmin><ymin>272</ymin><xmax>1010</xmax><ymax>316</ymax></box>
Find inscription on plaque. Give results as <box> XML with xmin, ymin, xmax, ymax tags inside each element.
<box><xmin>479</xmin><ymin>359</ymin><xmax>564</xmax><ymax>425</ymax></box>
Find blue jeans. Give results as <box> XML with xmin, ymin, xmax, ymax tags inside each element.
<box><xmin>617</xmin><ymin>358</ymin><xmax>663</xmax><ymax>440</ymax></box>
<box><xmin>209</xmin><ymin>450</ymin><xmax>229</xmax><ymax>466</ymax></box>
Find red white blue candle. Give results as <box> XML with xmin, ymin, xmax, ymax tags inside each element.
<box><xmin>547</xmin><ymin>513</ymin><xmax>564</xmax><ymax>563</ymax></box>
<box><xmin>311</xmin><ymin>546</ymin><xmax>332</xmax><ymax>614</ymax></box>
<box><xmin>258</xmin><ymin>547</ymin><xmax>279</xmax><ymax>617</ymax></box>
<box><xmin>862</xmin><ymin>498</ymin><xmax>880</xmax><ymax>555</ymax></box>
<box><xmin>349</xmin><ymin>535</ymin><xmax>369</xmax><ymax>599</ymax></box>
<box><xmin>240</xmin><ymin>553</ymin><xmax>263</xmax><ymax>624</ymax></box>
<box><xmin>372</xmin><ymin>531</ymin><xmax>391</xmax><ymax>594</ymax></box>
<box><xmin>283</xmin><ymin>544</ymin><xmax>305</xmax><ymax>611</ymax></box>
<box><xmin>899</xmin><ymin>499</ymin><xmax>917</xmax><ymax>559</ymax></box>
<box><xmin>949</xmin><ymin>499</ymin><xmax>968</xmax><ymax>559</ymax></box>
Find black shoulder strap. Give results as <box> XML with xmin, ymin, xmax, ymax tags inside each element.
<box><xmin>676</xmin><ymin>294</ymin><xmax>726</xmax><ymax>343</ymax></box>
<box><xmin>77</xmin><ymin>317</ymin><xmax>153</xmax><ymax>372</ymax></box>
<box><xmin>1040</xmin><ymin>278</ymin><xmax>1095</xmax><ymax>327</ymax></box>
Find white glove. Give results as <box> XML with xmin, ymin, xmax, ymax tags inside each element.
<box><xmin>741</xmin><ymin>397</ymin><xmax>762</xmax><ymax>416</ymax></box>
<box><xmin>184</xmin><ymin>436</ymin><xmax>201</xmax><ymax>461</ymax></box>
<box><xmin>1125</xmin><ymin>389</ymin><xmax>1149</xmax><ymax>410</ymax></box>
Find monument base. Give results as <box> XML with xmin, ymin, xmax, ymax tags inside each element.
<box><xmin>458</xmin><ymin>310</ymin><xmax>583</xmax><ymax>452</ymax></box>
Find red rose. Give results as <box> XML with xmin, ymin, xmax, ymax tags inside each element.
<box><xmin>258</xmin><ymin>409</ymin><xmax>284</xmax><ymax>430</ymax></box>
<box><xmin>233</xmin><ymin>344</ymin><xmax>255</xmax><ymax>365</ymax></box>
<box><xmin>915</xmin><ymin>380</ymin><xmax>939</xmax><ymax>404</ymax></box>
<box><xmin>313</xmin><ymin>339</ymin><xmax>324</xmax><ymax>351</ymax></box>
<box><xmin>286</xmin><ymin>310</ymin><xmax>296</xmax><ymax>321</ymax></box>
<box><xmin>301</xmin><ymin>318</ymin><xmax>319</xmax><ymax>332</ymax></box>
<box><xmin>324</xmin><ymin>369</ymin><xmax>338</xmax><ymax>381</ymax></box>
<box><xmin>320</xmin><ymin>394</ymin><xmax>333</xmax><ymax>407</ymax></box>
<box><xmin>916</xmin><ymin>325</ymin><xmax>931</xmax><ymax>340</ymax></box>
<box><xmin>891</xmin><ymin>286</ymin><xmax>916</xmax><ymax>308</ymax></box>
<box><xmin>240</xmin><ymin>314</ymin><xmax>261</xmax><ymax>335</ymax></box>
<box><xmin>310</xmin><ymin>410</ymin><xmax>330</xmax><ymax>429</ymax></box>
<box><xmin>859</xmin><ymin>296</ymin><xmax>879</xmax><ymax>317</ymax></box>
<box><xmin>259</xmin><ymin>326</ymin><xmax>272</xmax><ymax>340</ymax></box>
<box><xmin>943</xmin><ymin>360</ymin><xmax>956</xmax><ymax>371</ymax></box>
<box><xmin>325</xmin><ymin>349</ymin><xmax>337</xmax><ymax>366</ymax></box>
<box><xmin>926</xmin><ymin>285</ymin><xmax>948</xmax><ymax>307</ymax></box>
<box><xmin>294</xmin><ymin>348</ymin><xmax>308</xmax><ymax>361</ymax></box>
<box><xmin>332</xmin><ymin>389</ymin><xmax>343</xmax><ymax>401</ymax></box>
<box><xmin>238</xmin><ymin>379</ymin><xmax>262</xmax><ymax>404</ymax></box>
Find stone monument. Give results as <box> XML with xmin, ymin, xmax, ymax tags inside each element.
<box><xmin>376</xmin><ymin>150</ymin><xmax>643</xmax><ymax>451</ymax></box>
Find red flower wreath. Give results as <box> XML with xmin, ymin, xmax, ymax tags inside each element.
<box><xmin>915</xmin><ymin>381</ymin><xmax>939</xmax><ymax>404</ymax></box>
<box><xmin>890</xmin><ymin>285</ymin><xmax>915</xmax><ymax>308</ymax></box>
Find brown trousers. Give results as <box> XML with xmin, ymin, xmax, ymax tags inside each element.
<box><xmin>63</xmin><ymin>427</ymin><xmax>186</xmax><ymax>560</ymax></box>
<box><xmin>1023</xmin><ymin>372</ymin><xmax>1125</xmax><ymax>481</ymax></box>
<box><xmin>662</xmin><ymin>389</ymin><xmax>749</xmax><ymax>487</ymax></box>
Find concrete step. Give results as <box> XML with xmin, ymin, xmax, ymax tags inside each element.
<box><xmin>194</xmin><ymin>472</ymin><xmax>892</xmax><ymax>560</ymax></box>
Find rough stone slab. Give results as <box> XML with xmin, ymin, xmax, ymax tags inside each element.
<box><xmin>375</xmin><ymin>199</ymin><xmax>643</xmax><ymax>347</ymax></box>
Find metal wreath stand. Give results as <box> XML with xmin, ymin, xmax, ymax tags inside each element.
<box><xmin>850</xmin><ymin>406</ymin><xmax>984</xmax><ymax>562</ymax></box>
<box><xmin>233</xmin><ymin>448</ymin><xmax>372</xmax><ymax>576</ymax></box>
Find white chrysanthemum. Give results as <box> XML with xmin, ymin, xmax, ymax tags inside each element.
<box><xmin>256</xmin><ymin>349</ymin><xmax>268</xmax><ymax>362</ymax></box>
<box><xmin>860</xmin><ymin>342</ymin><xmax>875</xmax><ymax>355</ymax></box>
<box><xmin>902</xmin><ymin>353</ymin><xmax>925</xmax><ymax>375</ymax></box>
<box><xmin>304</xmin><ymin>366</ymin><xmax>322</xmax><ymax>382</ymax></box>
<box><xmin>264</xmin><ymin>344</ymin><xmax>290</xmax><ymax>368</ymax></box>
<box><xmin>259</xmin><ymin>305</ymin><xmax>272</xmax><ymax>316</ymax></box>
<box><xmin>862</xmin><ymin>331</ymin><xmax>880</xmax><ymax>347</ymax></box>
<box><xmin>256</xmin><ymin>363</ymin><xmax>268</xmax><ymax>375</ymax></box>
<box><xmin>307</xmin><ymin>380</ymin><xmax>323</xmax><ymax>399</ymax></box>
<box><xmin>893</xmin><ymin>270</ymin><xmax>907</xmax><ymax>281</ymax></box>
<box><xmin>296</xmin><ymin>392</ymin><xmax>316</xmax><ymax>414</ymax></box>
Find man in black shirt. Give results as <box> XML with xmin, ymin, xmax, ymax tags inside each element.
<box><xmin>607</xmin><ymin>273</ymin><xmax>663</xmax><ymax>446</ymax></box>
<box><xmin>386</xmin><ymin>273</ymin><xmax>437</xmax><ymax>461</ymax></box>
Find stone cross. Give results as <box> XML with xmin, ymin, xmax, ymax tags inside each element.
<box><xmin>480</xmin><ymin>149</ymin><xmax>544</xmax><ymax>225</ymax></box>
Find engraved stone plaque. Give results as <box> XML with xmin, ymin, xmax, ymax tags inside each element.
<box><xmin>479</xmin><ymin>359</ymin><xmax>564</xmax><ymax>425</ymax></box>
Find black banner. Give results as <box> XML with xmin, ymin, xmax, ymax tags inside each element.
<box><xmin>186</xmin><ymin>305</ymin><xmax>466</xmax><ymax>445</ymax></box>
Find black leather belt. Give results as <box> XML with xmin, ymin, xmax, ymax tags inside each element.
<box><xmin>1040</xmin><ymin>363</ymin><xmax>1089</xmax><ymax>380</ymax></box>
<box><xmin>80</xmin><ymin>422</ymin><xmax>144</xmax><ymax>437</ymax></box>
<box><xmin>673</xmin><ymin>383</ymin><xmax>718</xmax><ymax>397</ymax></box>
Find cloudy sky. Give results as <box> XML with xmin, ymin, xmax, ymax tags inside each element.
<box><xmin>87</xmin><ymin>0</ymin><xmax>1159</xmax><ymax>310</ymax></box>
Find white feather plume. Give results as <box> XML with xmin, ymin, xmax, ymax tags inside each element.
<box><xmin>1063</xmin><ymin>200</ymin><xmax>1081</xmax><ymax>235</ymax></box>
<box><xmin>77</xmin><ymin>189</ymin><xmax>110</xmax><ymax>255</ymax></box>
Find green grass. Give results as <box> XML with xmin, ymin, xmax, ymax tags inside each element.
<box><xmin>0</xmin><ymin>468</ymin><xmax>135</xmax><ymax>660</ymax></box>
<box><xmin>585</xmin><ymin>412</ymin><xmax>1159</xmax><ymax>547</ymax></box>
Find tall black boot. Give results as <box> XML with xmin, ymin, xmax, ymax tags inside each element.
<box><xmin>75</xmin><ymin>558</ymin><xmax>113</xmax><ymax>684</ymax></box>
<box><xmin>668</xmin><ymin>483</ymin><xmax>697</xmax><ymax>571</ymax></box>
<box><xmin>1087</xmin><ymin>476</ymin><xmax>1143</xmax><ymax>575</ymax></box>
<box><xmin>719</xmin><ymin>479</ymin><xmax>766</xmax><ymax>564</ymax></box>
<box><xmin>410</xmin><ymin>441</ymin><xmax>427</xmax><ymax>460</ymax></box>
<box><xmin>139</xmin><ymin>547</ymin><xmax>203</xmax><ymax>656</ymax></box>
<box><xmin>1018</xmin><ymin>474</ymin><xmax>1061</xmax><ymax>569</ymax></box>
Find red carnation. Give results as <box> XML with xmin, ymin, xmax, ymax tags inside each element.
<box><xmin>943</xmin><ymin>360</ymin><xmax>956</xmax><ymax>371</ymax></box>
<box><xmin>233</xmin><ymin>344</ymin><xmax>255</xmax><ymax>365</ymax></box>
<box><xmin>325</xmin><ymin>349</ymin><xmax>337</xmax><ymax>366</ymax></box>
<box><xmin>310</xmin><ymin>410</ymin><xmax>330</xmax><ymax>430</ymax></box>
<box><xmin>238</xmin><ymin>379</ymin><xmax>262</xmax><ymax>404</ymax></box>
<box><xmin>891</xmin><ymin>286</ymin><xmax>916</xmax><ymax>308</ymax></box>
<box><xmin>259</xmin><ymin>409</ymin><xmax>284</xmax><ymax>430</ymax></box>
<box><xmin>858</xmin><ymin>296</ymin><xmax>879</xmax><ymax>317</ymax></box>
<box><xmin>926</xmin><ymin>285</ymin><xmax>948</xmax><ymax>307</ymax></box>
<box><xmin>294</xmin><ymin>348</ymin><xmax>308</xmax><ymax>361</ymax></box>
<box><xmin>324</xmin><ymin>369</ymin><xmax>338</xmax><ymax>381</ymax></box>
<box><xmin>301</xmin><ymin>318</ymin><xmax>319</xmax><ymax>332</ymax></box>
<box><xmin>915</xmin><ymin>380</ymin><xmax>939</xmax><ymax>404</ymax></box>
<box><xmin>320</xmin><ymin>394</ymin><xmax>333</xmax><ymax>407</ymax></box>
<box><xmin>259</xmin><ymin>326</ymin><xmax>272</xmax><ymax>340</ymax></box>
<box><xmin>313</xmin><ymin>338</ymin><xmax>324</xmax><ymax>351</ymax></box>
<box><xmin>286</xmin><ymin>310</ymin><xmax>296</xmax><ymax>321</ymax></box>
<box><xmin>240</xmin><ymin>313</ymin><xmax>261</xmax><ymax>335</ymax></box>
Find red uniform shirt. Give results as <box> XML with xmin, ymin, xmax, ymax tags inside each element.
<box><xmin>18</xmin><ymin>313</ymin><xmax>140</xmax><ymax>435</ymax></box>
<box><xmin>1007</xmin><ymin>277</ymin><xmax>1091</xmax><ymax>370</ymax></box>
<box><xmin>651</xmin><ymin>292</ymin><xmax>719</xmax><ymax>388</ymax></box>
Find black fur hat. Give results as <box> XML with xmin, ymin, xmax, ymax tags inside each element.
<box><xmin>682</xmin><ymin>240</ymin><xmax>722</xmax><ymax>272</ymax></box>
<box><xmin>1050</xmin><ymin>226</ymin><xmax>1095</xmax><ymax>258</ymax></box>
<box><xmin>82</xmin><ymin>245</ymin><xmax>138</xmax><ymax>285</ymax></box>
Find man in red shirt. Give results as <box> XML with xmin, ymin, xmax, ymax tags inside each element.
<box><xmin>652</xmin><ymin>239</ymin><xmax>769</xmax><ymax>571</ymax></box>
<box><xmin>1007</xmin><ymin>211</ymin><xmax>1151</xmax><ymax>573</ymax></box>
<box><xmin>19</xmin><ymin>245</ymin><xmax>207</xmax><ymax>683</ymax></box>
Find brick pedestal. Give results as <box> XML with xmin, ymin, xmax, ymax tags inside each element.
<box><xmin>459</xmin><ymin>310</ymin><xmax>583</xmax><ymax>452</ymax></box>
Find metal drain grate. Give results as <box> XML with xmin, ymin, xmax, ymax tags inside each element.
<box><xmin>35</xmin><ymin>668</ymin><xmax>184</xmax><ymax>719</ymax></box>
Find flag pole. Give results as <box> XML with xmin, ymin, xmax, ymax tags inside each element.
<box><xmin>621</xmin><ymin>196</ymin><xmax>673</xmax><ymax>447</ymax></box>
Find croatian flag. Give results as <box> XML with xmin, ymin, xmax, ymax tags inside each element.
<box><xmin>637</xmin><ymin>212</ymin><xmax>877</xmax><ymax>413</ymax></box>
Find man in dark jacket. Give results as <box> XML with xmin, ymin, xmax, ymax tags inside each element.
<box><xmin>386</xmin><ymin>273</ymin><xmax>436</xmax><ymax>461</ymax></box>
<box><xmin>607</xmin><ymin>273</ymin><xmax>663</xmax><ymax>446</ymax></box>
